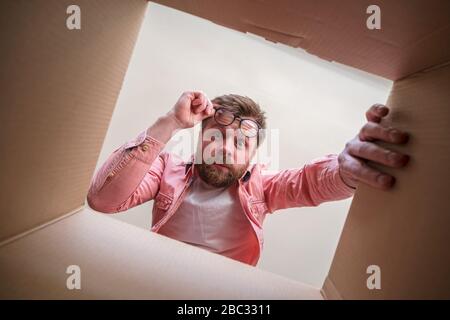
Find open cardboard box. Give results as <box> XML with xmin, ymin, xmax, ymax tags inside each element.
<box><xmin>0</xmin><ymin>0</ymin><xmax>449</xmax><ymax>299</ymax></box>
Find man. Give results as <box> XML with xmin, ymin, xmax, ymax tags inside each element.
<box><xmin>87</xmin><ymin>91</ymin><xmax>410</xmax><ymax>266</ymax></box>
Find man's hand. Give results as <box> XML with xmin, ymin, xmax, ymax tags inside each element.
<box><xmin>147</xmin><ymin>91</ymin><xmax>214</xmax><ymax>144</ymax></box>
<box><xmin>338</xmin><ymin>104</ymin><xmax>410</xmax><ymax>190</ymax></box>
<box><xmin>167</xmin><ymin>91</ymin><xmax>214</xmax><ymax>129</ymax></box>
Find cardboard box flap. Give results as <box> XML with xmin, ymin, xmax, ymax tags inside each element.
<box><xmin>0</xmin><ymin>0</ymin><xmax>147</xmax><ymax>242</ymax></box>
<box><xmin>0</xmin><ymin>209</ymin><xmax>323</xmax><ymax>299</ymax></box>
<box><xmin>151</xmin><ymin>0</ymin><xmax>450</xmax><ymax>80</ymax></box>
<box><xmin>323</xmin><ymin>62</ymin><xmax>450</xmax><ymax>299</ymax></box>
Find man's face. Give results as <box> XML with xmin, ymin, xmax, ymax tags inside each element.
<box><xmin>195</xmin><ymin>116</ymin><xmax>258</xmax><ymax>188</ymax></box>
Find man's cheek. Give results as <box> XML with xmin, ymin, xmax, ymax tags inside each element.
<box><xmin>235</xmin><ymin>147</ymin><xmax>249</xmax><ymax>165</ymax></box>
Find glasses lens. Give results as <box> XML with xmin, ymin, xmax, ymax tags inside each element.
<box><xmin>214</xmin><ymin>108</ymin><xmax>235</xmax><ymax>126</ymax></box>
<box><xmin>240</xmin><ymin>119</ymin><xmax>259</xmax><ymax>137</ymax></box>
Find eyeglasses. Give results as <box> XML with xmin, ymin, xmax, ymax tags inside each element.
<box><xmin>213</xmin><ymin>107</ymin><xmax>260</xmax><ymax>138</ymax></box>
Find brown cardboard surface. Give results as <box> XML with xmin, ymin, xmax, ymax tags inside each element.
<box><xmin>151</xmin><ymin>0</ymin><xmax>450</xmax><ymax>80</ymax></box>
<box><xmin>324</xmin><ymin>63</ymin><xmax>450</xmax><ymax>299</ymax></box>
<box><xmin>0</xmin><ymin>0</ymin><xmax>148</xmax><ymax>241</ymax></box>
<box><xmin>0</xmin><ymin>208</ymin><xmax>322</xmax><ymax>299</ymax></box>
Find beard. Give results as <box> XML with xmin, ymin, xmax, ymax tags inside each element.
<box><xmin>195</xmin><ymin>162</ymin><xmax>247</xmax><ymax>188</ymax></box>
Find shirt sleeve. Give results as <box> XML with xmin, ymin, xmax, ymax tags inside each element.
<box><xmin>86</xmin><ymin>129</ymin><xmax>166</xmax><ymax>213</ymax></box>
<box><xmin>262</xmin><ymin>154</ymin><xmax>355</xmax><ymax>213</ymax></box>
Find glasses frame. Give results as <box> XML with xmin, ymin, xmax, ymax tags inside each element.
<box><xmin>212</xmin><ymin>106</ymin><xmax>261</xmax><ymax>138</ymax></box>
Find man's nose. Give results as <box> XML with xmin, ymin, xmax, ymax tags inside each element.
<box><xmin>217</xmin><ymin>144</ymin><xmax>233</xmax><ymax>163</ymax></box>
<box><xmin>217</xmin><ymin>136</ymin><xmax>234</xmax><ymax>163</ymax></box>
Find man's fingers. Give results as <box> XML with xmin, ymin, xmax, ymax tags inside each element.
<box><xmin>359</xmin><ymin>122</ymin><xmax>409</xmax><ymax>144</ymax></box>
<box><xmin>192</xmin><ymin>93</ymin><xmax>208</xmax><ymax>114</ymax></box>
<box><xmin>199</xmin><ymin>99</ymin><xmax>214</xmax><ymax>119</ymax></box>
<box><xmin>192</xmin><ymin>98</ymin><xmax>202</xmax><ymax>106</ymax></box>
<box><xmin>192</xmin><ymin>93</ymin><xmax>214</xmax><ymax>118</ymax></box>
<box><xmin>339</xmin><ymin>153</ymin><xmax>395</xmax><ymax>189</ymax></box>
<box><xmin>347</xmin><ymin>140</ymin><xmax>410</xmax><ymax>168</ymax></box>
<box><xmin>191</xmin><ymin>91</ymin><xmax>205</xmax><ymax>105</ymax></box>
<box><xmin>192</xmin><ymin>95</ymin><xmax>204</xmax><ymax>107</ymax></box>
<box><xmin>341</xmin><ymin>103</ymin><xmax>411</xmax><ymax>190</ymax></box>
<box><xmin>204</xmin><ymin>99</ymin><xmax>214</xmax><ymax>116</ymax></box>
<box><xmin>366</xmin><ymin>104</ymin><xmax>389</xmax><ymax>123</ymax></box>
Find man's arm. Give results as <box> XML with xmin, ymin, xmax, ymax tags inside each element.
<box><xmin>86</xmin><ymin>116</ymin><xmax>179</xmax><ymax>213</ymax></box>
<box><xmin>262</xmin><ymin>103</ymin><xmax>410</xmax><ymax>213</ymax></box>
<box><xmin>86</xmin><ymin>91</ymin><xmax>214</xmax><ymax>213</ymax></box>
<box><xmin>262</xmin><ymin>154</ymin><xmax>355</xmax><ymax>213</ymax></box>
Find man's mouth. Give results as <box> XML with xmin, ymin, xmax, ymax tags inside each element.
<box><xmin>212</xmin><ymin>163</ymin><xmax>229</xmax><ymax>170</ymax></box>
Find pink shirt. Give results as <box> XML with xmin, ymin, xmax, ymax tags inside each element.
<box><xmin>158</xmin><ymin>170</ymin><xmax>257</xmax><ymax>264</ymax></box>
<box><xmin>87</xmin><ymin>129</ymin><xmax>355</xmax><ymax>266</ymax></box>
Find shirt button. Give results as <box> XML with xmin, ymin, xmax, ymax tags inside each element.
<box><xmin>141</xmin><ymin>144</ymin><xmax>149</xmax><ymax>151</ymax></box>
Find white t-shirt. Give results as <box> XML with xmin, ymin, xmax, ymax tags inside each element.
<box><xmin>158</xmin><ymin>174</ymin><xmax>257</xmax><ymax>264</ymax></box>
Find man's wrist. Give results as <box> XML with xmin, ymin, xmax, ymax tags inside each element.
<box><xmin>146</xmin><ymin>114</ymin><xmax>183</xmax><ymax>145</ymax></box>
<box><xmin>161</xmin><ymin>113</ymin><xmax>184</xmax><ymax>132</ymax></box>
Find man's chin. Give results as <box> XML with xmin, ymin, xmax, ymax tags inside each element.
<box><xmin>196</xmin><ymin>163</ymin><xmax>237</xmax><ymax>188</ymax></box>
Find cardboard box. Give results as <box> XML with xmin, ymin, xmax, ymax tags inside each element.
<box><xmin>0</xmin><ymin>0</ymin><xmax>449</xmax><ymax>299</ymax></box>
<box><xmin>0</xmin><ymin>208</ymin><xmax>321</xmax><ymax>299</ymax></box>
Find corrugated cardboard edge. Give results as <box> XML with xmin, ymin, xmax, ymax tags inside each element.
<box><xmin>397</xmin><ymin>60</ymin><xmax>450</xmax><ymax>81</ymax></box>
<box><xmin>0</xmin><ymin>205</ymin><xmax>84</xmax><ymax>248</ymax></box>
<box><xmin>320</xmin><ymin>276</ymin><xmax>343</xmax><ymax>300</ymax></box>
